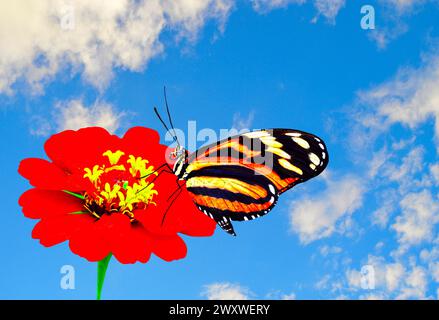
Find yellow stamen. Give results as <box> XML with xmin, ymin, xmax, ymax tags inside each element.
<box><xmin>82</xmin><ymin>152</ymin><xmax>159</xmax><ymax>221</ymax></box>
<box><xmin>103</xmin><ymin>150</ymin><xmax>125</xmax><ymax>165</ymax></box>
<box><xmin>83</xmin><ymin>165</ymin><xmax>104</xmax><ymax>185</ymax></box>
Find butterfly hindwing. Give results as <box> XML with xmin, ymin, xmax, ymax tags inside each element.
<box><xmin>187</xmin><ymin>168</ymin><xmax>280</xmax><ymax>235</ymax></box>
<box><xmin>183</xmin><ymin>129</ymin><xmax>328</xmax><ymax>235</ymax></box>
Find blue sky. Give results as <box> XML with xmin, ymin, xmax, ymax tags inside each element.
<box><xmin>1</xmin><ymin>0</ymin><xmax>439</xmax><ymax>299</ymax></box>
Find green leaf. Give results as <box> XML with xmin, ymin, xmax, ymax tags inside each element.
<box><xmin>69</xmin><ymin>211</ymin><xmax>88</xmax><ymax>215</ymax></box>
<box><xmin>97</xmin><ymin>253</ymin><xmax>112</xmax><ymax>300</ymax></box>
<box><xmin>62</xmin><ymin>190</ymin><xmax>85</xmax><ymax>200</ymax></box>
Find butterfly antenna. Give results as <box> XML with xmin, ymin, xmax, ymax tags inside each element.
<box><xmin>163</xmin><ymin>86</ymin><xmax>180</xmax><ymax>147</ymax></box>
<box><xmin>154</xmin><ymin>106</ymin><xmax>178</xmax><ymax>143</ymax></box>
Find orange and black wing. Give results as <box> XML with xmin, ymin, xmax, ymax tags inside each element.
<box><xmin>184</xmin><ymin>129</ymin><xmax>328</xmax><ymax>235</ymax></box>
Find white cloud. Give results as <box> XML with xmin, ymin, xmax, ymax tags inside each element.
<box><xmin>357</xmin><ymin>55</ymin><xmax>439</xmax><ymax>148</ymax></box>
<box><xmin>0</xmin><ymin>0</ymin><xmax>233</xmax><ymax>95</ymax></box>
<box><xmin>430</xmin><ymin>163</ymin><xmax>439</xmax><ymax>185</ymax></box>
<box><xmin>375</xmin><ymin>241</ymin><xmax>385</xmax><ymax>251</ymax></box>
<box><xmin>1</xmin><ymin>0</ymin><xmax>435</xmax><ymax>96</ymax></box>
<box><xmin>289</xmin><ymin>174</ymin><xmax>365</xmax><ymax>244</ymax></box>
<box><xmin>232</xmin><ymin>111</ymin><xmax>255</xmax><ymax>131</ymax></box>
<box><xmin>382</xmin><ymin>0</ymin><xmax>427</xmax><ymax>14</ymax></box>
<box><xmin>396</xmin><ymin>265</ymin><xmax>429</xmax><ymax>299</ymax></box>
<box><xmin>371</xmin><ymin>191</ymin><xmax>397</xmax><ymax>228</ymax></box>
<box><xmin>368</xmin><ymin>147</ymin><xmax>391</xmax><ymax>179</ymax></box>
<box><xmin>368</xmin><ymin>0</ymin><xmax>431</xmax><ymax>48</ymax></box>
<box><xmin>251</xmin><ymin>0</ymin><xmax>345</xmax><ymax>23</ymax></box>
<box><xmin>312</xmin><ymin>0</ymin><xmax>345</xmax><ymax>24</ymax></box>
<box><xmin>202</xmin><ymin>282</ymin><xmax>252</xmax><ymax>300</ymax></box>
<box><xmin>346</xmin><ymin>255</ymin><xmax>430</xmax><ymax>299</ymax></box>
<box><xmin>55</xmin><ymin>99</ymin><xmax>124</xmax><ymax>133</ymax></box>
<box><xmin>385</xmin><ymin>263</ymin><xmax>406</xmax><ymax>292</ymax></box>
<box><xmin>281</xmin><ymin>292</ymin><xmax>297</xmax><ymax>300</ymax></box>
<box><xmin>266</xmin><ymin>290</ymin><xmax>297</xmax><ymax>299</ymax></box>
<box><xmin>330</xmin><ymin>34</ymin><xmax>439</xmax><ymax>302</ymax></box>
<box><xmin>29</xmin><ymin>99</ymin><xmax>124</xmax><ymax>136</ymax></box>
<box><xmin>392</xmin><ymin>190</ymin><xmax>439</xmax><ymax>247</ymax></box>
<box><xmin>29</xmin><ymin>115</ymin><xmax>53</xmax><ymax>137</ymax></box>
<box><xmin>319</xmin><ymin>245</ymin><xmax>342</xmax><ymax>256</ymax></box>
<box><xmin>429</xmin><ymin>262</ymin><xmax>439</xmax><ymax>282</ymax></box>
<box><xmin>386</xmin><ymin>147</ymin><xmax>424</xmax><ymax>183</ymax></box>
<box><xmin>251</xmin><ymin>0</ymin><xmax>305</xmax><ymax>12</ymax></box>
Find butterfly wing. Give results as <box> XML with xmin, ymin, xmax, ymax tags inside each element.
<box><xmin>186</xmin><ymin>165</ymin><xmax>279</xmax><ymax>235</ymax></box>
<box><xmin>184</xmin><ymin>129</ymin><xmax>328</xmax><ymax>235</ymax></box>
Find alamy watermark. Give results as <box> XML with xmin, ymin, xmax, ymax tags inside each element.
<box><xmin>360</xmin><ymin>5</ymin><xmax>375</xmax><ymax>30</ymax></box>
<box><xmin>163</xmin><ymin>121</ymin><xmax>276</xmax><ymax>176</ymax></box>
<box><xmin>360</xmin><ymin>265</ymin><xmax>375</xmax><ymax>290</ymax></box>
<box><xmin>60</xmin><ymin>265</ymin><xmax>75</xmax><ymax>290</ymax></box>
<box><xmin>59</xmin><ymin>4</ymin><xmax>75</xmax><ymax>31</ymax></box>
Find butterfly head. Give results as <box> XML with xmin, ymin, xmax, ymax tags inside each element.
<box><xmin>170</xmin><ymin>145</ymin><xmax>188</xmax><ymax>179</ymax></box>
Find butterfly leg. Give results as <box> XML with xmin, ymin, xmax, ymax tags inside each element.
<box><xmin>136</xmin><ymin>163</ymin><xmax>175</xmax><ymax>195</ymax></box>
<box><xmin>139</xmin><ymin>162</ymin><xmax>169</xmax><ymax>179</ymax></box>
<box><xmin>161</xmin><ymin>186</ymin><xmax>183</xmax><ymax>226</ymax></box>
<box><xmin>137</xmin><ymin>162</ymin><xmax>186</xmax><ymax>227</ymax></box>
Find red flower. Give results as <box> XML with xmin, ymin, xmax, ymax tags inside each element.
<box><xmin>18</xmin><ymin>127</ymin><xmax>216</xmax><ymax>264</ymax></box>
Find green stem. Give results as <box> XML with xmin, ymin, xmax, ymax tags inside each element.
<box><xmin>97</xmin><ymin>253</ymin><xmax>112</xmax><ymax>300</ymax></box>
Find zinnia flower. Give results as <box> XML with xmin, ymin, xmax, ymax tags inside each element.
<box><xmin>18</xmin><ymin>127</ymin><xmax>216</xmax><ymax>266</ymax></box>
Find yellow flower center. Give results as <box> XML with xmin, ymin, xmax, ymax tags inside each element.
<box><xmin>82</xmin><ymin>150</ymin><xmax>158</xmax><ymax>221</ymax></box>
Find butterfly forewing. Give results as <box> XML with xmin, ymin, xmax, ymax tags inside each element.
<box><xmin>183</xmin><ymin>129</ymin><xmax>328</xmax><ymax>235</ymax></box>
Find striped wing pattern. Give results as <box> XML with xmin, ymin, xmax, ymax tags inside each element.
<box><xmin>184</xmin><ymin>129</ymin><xmax>328</xmax><ymax>235</ymax></box>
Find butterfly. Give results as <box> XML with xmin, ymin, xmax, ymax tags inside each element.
<box><xmin>153</xmin><ymin>90</ymin><xmax>329</xmax><ymax>236</ymax></box>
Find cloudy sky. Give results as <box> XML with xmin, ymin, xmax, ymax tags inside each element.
<box><xmin>1</xmin><ymin>0</ymin><xmax>439</xmax><ymax>299</ymax></box>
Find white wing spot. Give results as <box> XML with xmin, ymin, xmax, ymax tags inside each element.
<box><xmin>310</xmin><ymin>163</ymin><xmax>316</xmax><ymax>170</ymax></box>
<box><xmin>286</xmin><ymin>132</ymin><xmax>301</xmax><ymax>137</ymax></box>
<box><xmin>260</xmin><ymin>136</ymin><xmax>282</xmax><ymax>148</ymax></box>
<box><xmin>266</xmin><ymin>146</ymin><xmax>291</xmax><ymax>159</ymax></box>
<box><xmin>268</xmin><ymin>184</ymin><xmax>276</xmax><ymax>194</ymax></box>
<box><xmin>309</xmin><ymin>152</ymin><xmax>321</xmax><ymax>166</ymax></box>
<box><xmin>314</xmin><ymin>137</ymin><xmax>321</xmax><ymax>142</ymax></box>
<box><xmin>292</xmin><ymin>137</ymin><xmax>310</xmax><ymax>149</ymax></box>
<box><xmin>322</xmin><ymin>152</ymin><xmax>326</xmax><ymax>160</ymax></box>
<box><xmin>243</xmin><ymin>131</ymin><xmax>271</xmax><ymax>138</ymax></box>
<box><xmin>269</xmin><ymin>196</ymin><xmax>275</xmax><ymax>204</ymax></box>
<box><xmin>278</xmin><ymin>158</ymin><xmax>303</xmax><ymax>175</ymax></box>
<box><xmin>319</xmin><ymin>143</ymin><xmax>325</xmax><ymax>150</ymax></box>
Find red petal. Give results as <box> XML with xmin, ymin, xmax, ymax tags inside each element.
<box><xmin>44</xmin><ymin>127</ymin><xmax>120</xmax><ymax>173</ymax></box>
<box><xmin>123</xmin><ymin>127</ymin><xmax>161</xmax><ymax>148</ymax></box>
<box><xmin>136</xmin><ymin>171</ymin><xmax>216</xmax><ymax>237</ymax></box>
<box><xmin>19</xmin><ymin>189</ymin><xmax>83</xmax><ymax>219</ymax></box>
<box><xmin>121</xmin><ymin>126</ymin><xmax>169</xmax><ymax>167</ymax></box>
<box><xmin>18</xmin><ymin>158</ymin><xmax>80</xmax><ymax>190</ymax></box>
<box><xmin>151</xmin><ymin>234</ymin><xmax>187</xmax><ymax>262</ymax></box>
<box><xmin>135</xmin><ymin>206</ymin><xmax>180</xmax><ymax>236</ymax></box>
<box><xmin>32</xmin><ymin>214</ymin><xmax>93</xmax><ymax>247</ymax></box>
<box><xmin>171</xmin><ymin>188</ymin><xmax>217</xmax><ymax>237</ymax></box>
<box><xmin>68</xmin><ymin>219</ymin><xmax>111</xmax><ymax>262</ymax></box>
<box><xmin>110</xmin><ymin>223</ymin><xmax>152</xmax><ymax>264</ymax></box>
<box><xmin>134</xmin><ymin>170</ymin><xmax>183</xmax><ymax>235</ymax></box>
